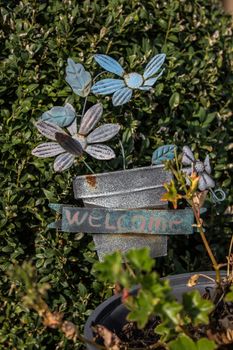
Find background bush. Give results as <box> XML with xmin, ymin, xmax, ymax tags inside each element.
<box><xmin>0</xmin><ymin>0</ymin><xmax>232</xmax><ymax>348</ymax></box>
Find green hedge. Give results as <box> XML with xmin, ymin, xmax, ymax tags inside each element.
<box><xmin>0</xmin><ymin>0</ymin><xmax>232</xmax><ymax>348</ymax></box>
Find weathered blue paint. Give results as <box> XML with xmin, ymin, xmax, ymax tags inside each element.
<box><xmin>152</xmin><ymin>145</ymin><xmax>176</xmax><ymax>165</ymax></box>
<box><xmin>49</xmin><ymin>206</ymin><xmax>194</xmax><ymax>235</ymax></box>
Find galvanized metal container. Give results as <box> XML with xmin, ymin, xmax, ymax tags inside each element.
<box><xmin>73</xmin><ymin>165</ymin><xmax>172</xmax><ymax>260</ymax></box>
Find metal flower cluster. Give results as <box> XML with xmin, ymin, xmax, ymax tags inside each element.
<box><xmin>182</xmin><ymin>146</ymin><xmax>215</xmax><ymax>191</ymax></box>
<box><xmin>32</xmin><ymin>103</ymin><xmax>120</xmax><ymax>172</ymax></box>
<box><xmin>32</xmin><ymin>52</ymin><xmax>166</xmax><ymax>171</ymax></box>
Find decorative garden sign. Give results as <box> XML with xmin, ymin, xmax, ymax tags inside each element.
<box><xmin>49</xmin><ymin>205</ymin><xmax>194</xmax><ymax>235</ymax></box>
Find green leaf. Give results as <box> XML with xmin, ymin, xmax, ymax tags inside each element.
<box><xmin>126</xmin><ymin>248</ymin><xmax>155</xmax><ymax>272</ymax></box>
<box><xmin>127</xmin><ymin>290</ymin><xmax>154</xmax><ymax>329</ymax></box>
<box><xmin>169</xmin><ymin>92</ymin><xmax>180</xmax><ymax>109</ymax></box>
<box><xmin>169</xmin><ymin>334</ymin><xmax>196</xmax><ymax>350</ymax></box>
<box><xmin>196</xmin><ymin>338</ymin><xmax>217</xmax><ymax>350</ymax></box>
<box><xmin>182</xmin><ymin>290</ymin><xmax>214</xmax><ymax>326</ymax></box>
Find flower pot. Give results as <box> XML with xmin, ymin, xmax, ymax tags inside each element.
<box><xmin>84</xmin><ymin>271</ymin><xmax>217</xmax><ymax>350</ymax></box>
<box><xmin>73</xmin><ymin>165</ymin><xmax>172</xmax><ymax>260</ymax></box>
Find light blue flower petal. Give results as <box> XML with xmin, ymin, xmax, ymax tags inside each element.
<box><xmin>143</xmin><ymin>53</ymin><xmax>166</xmax><ymax>79</ymax></box>
<box><xmin>138</xmin><ymin>86</ymin><xmax>151</xmax><ymax>91</ymax></box>
<box><xmin>65</xmin><ymin>58</ymin><xmax>92</xmax><ymax>97</ymax></box>
<box><xmin>112</xmin><ymin>87</ymin><xmax>133</xmax><ymax>106</ymax></box>
<box><xmin>94</xmin><ymin>54</ymin><xmax>125</xmax><ymax>77</ymax></box>
<box><xmin>54</xmin><ymin>152</ymin><xmax>75</xmax><ymax>172</ymax></box>
<box><xmin>41</xmin><ymin>103</ymin><xmax>76</xmax><ymax>128</ymax></box>
<box><xmin>92</xmin><ymin>79</ymin><xmax>125</xmax><ymax>95</ymax></box>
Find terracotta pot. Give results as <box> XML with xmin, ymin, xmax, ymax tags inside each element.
<box><xmin>84</xmin><ymin>271</ymin><xmax>217</xmax><ymax>350</ymax></box>
<box><xmin>73</xmin><ymin>165</ymin><xmax>172</xmax><ymax>260</ymax></box>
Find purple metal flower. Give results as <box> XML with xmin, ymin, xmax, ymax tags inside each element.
<box><xmin>182</xmin><ymin>146</ymin><xmax>215</xmax><ymax>191</ymax></box>
<box><xmin>32</xmin><ymin>103</ymin><xmax>120</xmax><ymax>172</ymax></box>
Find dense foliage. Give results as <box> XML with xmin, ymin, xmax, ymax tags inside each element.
<box><xmin>0</xmin><ymin>0</ymin><xmax>232</xmax><ymax>348</ymax></box>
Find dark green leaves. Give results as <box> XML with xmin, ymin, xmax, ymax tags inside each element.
<box><xmin>169</xmin><ymin>335</ymin><xmax>216</xmax><ymax>350</ymax></box>
<box><xmin>182</xmin><ymin>290</ymin><xmax>214</xmax><ymax>325</ymax></box>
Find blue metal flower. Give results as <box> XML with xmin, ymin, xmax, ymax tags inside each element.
<box><xmin>91</xmin><ymin>54</ymin><xmax>166</xmax><ymax>106</ymax></box>
<box><xmin>182</xmin><ymin>146</ymin><xmax>215</xmax><ymax>191</ymax></box>
<box><xmin>32</xmin><ymin>103</ymin><xmax>120</xmax><ymax>172</ymax></box>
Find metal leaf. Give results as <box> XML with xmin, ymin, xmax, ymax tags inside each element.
<box><xmin>94</xmin><ymin>54</ymin><xmax>125</xmax><ymax>77</ymax></box>
<box><xmin>91</xmin><ymin>79</ymin><xmax>125</xmax><ymax>95</ymax></box>
<box><xmin>55</xmin><ymin>133</ymin><xmax>83</xmax><ymax>155</ymax></box>
<box><xmin>79</xmin><ymin>103</ymin><xmax>103</xmax><ymax>135</ymax></box>
<box><xmin>143</xmin><ymin>54</ymin><xmax>166</xmax><ymax>79</ymax></box>
<box><xmin>182</xmin><ymin>146</ymin><xmax>195</xmax><ymax>165</ymax></box>
<box><xmin>54</xmin><ymin>152</ymin><xmax>75</xmax><ymax>172</ymax></box>
<box><xmin>204</xmin><ymin>155</ymin><xmax>211</xmax><ymax>174</ymax></box>
<box><xmin>32</xmin><ymin>142</ymin><xmax>65</xmax><ymax>158</ymax></box>
<box><xmin>35</xmin><ymin>121</ymin><xmax>65</xmax><ymax>141</ymax></box>
<box><xmin>112</xmin><ymin>87</ymin><xmax>132</xmax><ymax>106</ymax></box>
<box><xmin>87</xmin><ymin>124</ymin><xmax>120</xmax><ymax>144</ymax></box>
<box><xmin>152</xmin><ymin>145</ymin><xmax>176</xmax><ymax>165</ymax></box>
<box><xmin>85</xmin><ymin>144</ymin><xmax>116</xmax><ymax>160</ymax></box>
<box><xmin>41</xmin><ymin>103</ymin><xmax>76</xmax><ymax>127</ymax></box>
<box><xmin>199</xmin><ymin>173</ymin><xmax>215</xmax><ymax>191</ymax></box>
<box><xmin>65</xmin><ymin>58</ymin><xmax>92</xmax><ymax>97</ymax></box>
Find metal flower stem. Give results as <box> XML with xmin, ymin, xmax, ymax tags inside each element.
<box><xmin>81</xmin><ymin>72</ymin><xmax>109</xmax><ymax>120</ymax></box>
<box><xmin>191</xmin><ymin>200</ymin><xmax>221</xmax><ymax>285</ymax></box>
<box><xmin>82</xmin><ymin>158</ymin><xmax>95</xmax><ymax>174</ymax></box>
<box><xmin>119</xmin><ymin>139</ymin><xmax>126</xmax><ymax>170</ymax></box>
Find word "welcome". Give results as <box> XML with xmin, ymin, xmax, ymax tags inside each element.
<box><xmin>59</xmin><ymin>207</ymin><xmax>194</xmax><ymax>235</ymax></box>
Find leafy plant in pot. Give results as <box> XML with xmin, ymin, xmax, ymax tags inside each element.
<box><xmin>84</xmin><ymin>148</ymin><xmax>233</xmax><ymax>350</ymax></box>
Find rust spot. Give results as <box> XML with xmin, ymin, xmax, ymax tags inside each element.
<box><xmin>86</xmin><ymin>175</ymin><xmax>97</xmax><ymax>188</ymax></box>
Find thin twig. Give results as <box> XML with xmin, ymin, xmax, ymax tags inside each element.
<box><xmin>227</xmin><ymin>235</ymin><xmax>233</xmax><ymax>276</ymax></box>
<box><xmin>191</xmin><ymin>201</ymin><xmax>221</xmax><ymax>284</ymax></box>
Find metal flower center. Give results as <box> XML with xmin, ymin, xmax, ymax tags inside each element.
<box><xmin>194</xmin><ymin>161</ymin><xmax>205</xmax><ymax>174</ymax></box>
<box><xmin>74</xmin><ymin>134</ymin><xmax>87</xmax><ymax>150</ymax></box>
<box><xmin>124</xmin><ymin>72</ymin><xmax>143</xmax><ymax>89</ymax></box>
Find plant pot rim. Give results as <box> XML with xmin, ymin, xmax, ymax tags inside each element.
<box><xmin>73</xmin><ymin>164</ymin><xmax>164</xmax><ymax>181</ymax></box>
<box><xmin>84</xmin><ymin>271</ymin><xmax>222</xmax><ymax>350</ymax></box>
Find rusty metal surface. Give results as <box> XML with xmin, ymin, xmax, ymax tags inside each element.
<box><xmin>73</xmin><ymin>164</ymin><xmax>172</xmax><ymax>208</ymax></box>
<box><xmin>73</xmin><ymin>165</ymin><xmax>172</xmax><ymax>261</ymax></box>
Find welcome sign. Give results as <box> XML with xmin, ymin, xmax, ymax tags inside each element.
<box><xmin>49</xmin><ymin>204</ymin><xmax>194</xmax><ymax>235</ymax></box>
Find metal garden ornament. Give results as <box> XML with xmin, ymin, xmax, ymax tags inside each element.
<box><xmin>31</xmin><ymin>52</ymin><xmax>226</xmax><ymax>261</ymax></box>
<box><xmin>91</xmin><ymin>54</ymin><xmax>166</xmax><ymax>106</ymax></box>
<box><xmin>32</xmin><ymin>103</ymin><xmax>120</xmax><ymax>172</ymax></box>
<box><xmin>182</xmin><ymin>146</ymin><xmax>226</xmax><ymax>203</ymax></box>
